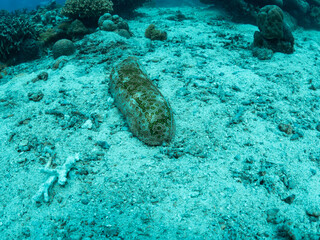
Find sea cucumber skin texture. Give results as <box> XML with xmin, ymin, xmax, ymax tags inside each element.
<box><xmin>109</xmin><ymin>56</ymin><xmax>175</xmax><ymax>146</ymax></box>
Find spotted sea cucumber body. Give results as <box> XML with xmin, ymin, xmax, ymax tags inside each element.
<box><xmin>109</xmin><ymin>56</ymin><xmax>175</xmax><ymax>146</ymax></box>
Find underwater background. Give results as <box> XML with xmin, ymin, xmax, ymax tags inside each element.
<box><xmin>0</xmin><ymin>0</ymin><xmax>203</xmax><ymax>11</ymax></box>
<box><xmin>0</xmin><ymin>0</ymin><xmax>65</xmax><ymax>11</ymax></box>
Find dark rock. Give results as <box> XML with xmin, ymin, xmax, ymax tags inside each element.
<box><xmin>96</xmin><ymin>141</ymin><xmax>110</xmax><ymax>150</ymax></box>
<box><xmin>266</xmin><ymin>208</ymin><xmax>281</xmax><ymax>224</ymax></box>
<box><xmin>282</xmin><ymin>194</ymin><xmax>296</xmax><ymax>204</ymax></box>
<box><xmin>252</xmin><ymin>47</ymin><xmax>273</xmax><ymax>60</ymax></box>
<box><xmin>117</xmin><ymin>29</ymin><xmax>131</xmax><ymax>39</ymax></box>
<box><xmin>253</xmin><ymin>5</ymin><xmax>294</xmax><ymax>54</ymax></box>
<box><xmin>278</xmin><ymin>123</ymin><xmax>293</xmax><ymax>134</ymax></box>
<box><xmin>32</xmin><ymin>72</ymin><xmax>49</xmax><ymax>83</ymax></box>
<box><xmin>145</xmin><ymin>24</ymin><xmax>167</xmax><ymax>41</ymax></box>
<box><xmin>67</xmin><ymin>19</ymin><xmax>89</xmax><ymax>38</ymax></box>
<box><xmin>257</xmin><ymin>5</ymin><xmax>284</xmax><ymax>39</ymax></box>
<box><xmin>253</xmin><ymin>24</ymin><xmax>294</xmax><ymax>53</ymax></box>
<box><xmin>28</xmin><ymin>91</ymin><xmax>44</xmax><ymax>102</ymax></box>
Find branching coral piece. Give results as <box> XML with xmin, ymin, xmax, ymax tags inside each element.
<box><xmin>33</xmin><ymin>153</ymin><xmax>80</xmax><ymax>203</ymax></box>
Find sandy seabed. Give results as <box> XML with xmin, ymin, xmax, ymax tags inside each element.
<box><xmin>0</xmin><ymin>5</ymin><xmax>320</xmax><ymax>240</ymax></box>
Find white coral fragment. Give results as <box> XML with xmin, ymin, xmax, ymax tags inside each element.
<box><xmin>33</xmin><ymin>153</ymin><xmax>80</xmax><ymax>203</ymax></box>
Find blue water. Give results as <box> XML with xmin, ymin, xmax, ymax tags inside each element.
<box><xmin>0</xmin><ymin>0</ymin><xmax>65</xmax><ymax>11</ymax></box>
<box><xmin>0</xmin><ymin>0</ymin><xmax>203</xmax><ymax>12</ymax></box>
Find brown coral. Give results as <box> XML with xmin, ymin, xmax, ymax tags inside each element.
<box><xmin>61</xmin><ymin>0</ymin><xmax>113</xmax><ymax>22</ymax></box>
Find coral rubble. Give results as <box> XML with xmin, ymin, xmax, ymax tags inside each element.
<box><xmin>33</xmin><ymin>153</ymin><xmax>80</xmax><ymax>203</ymax></box>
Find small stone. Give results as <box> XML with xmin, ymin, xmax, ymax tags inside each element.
<box><xmin>306</xmin><ymin>206</ymin><xmax>320</xmax><ymax>217</ymax></box>
<box><xmin>290</xmin><ymin>131</ymin><xmax>303</xmax><ymax>141</ymax></box>
<box><xmin>104</xmin><ymin>226</ymin><xmax>119</xmax><ymax>237</ymax></box>
<box><xmin>278</xmin><ymin>123</ymin><xmax>293</xmax><ymax>134</ymax></box>
<box><xmin>28</xmin><ymin>91</ymin><xmax>44</xmax><ymax>102</ymax></box>
<box><xmin>245</xmin><ymin>156</ymin><xmax>255</xmax><ymax>164</ymax></box>
<box><xmin>18</xmin><ymin>139</ymin><xmax>31</xmax><ymax>152</ymax></box>
<box><xmin>286</xmin><ymin>178</ymin><xmax>297</xmax><ymax>189</ymax></box>
<box><xmin>309</xmin><ymin>84</ymin><xmax>317</xmax><ymax>90</ymax></box>
<box><xmin>82</xmin><ymin>119</ymin><xmax>93</xmax><ymax>129</ymax></box>
<box><xmin>16</xmin><ymin>158</ymin><xmax>26</xmax><ymax>164</ymax></box>
<box><xmin>81</xmin><ymin>198</ymin><xmax>89</xmax><ymax>205</ymax></box>
<box><xmin>266</xmin><ymin>208</ymin><xmax>280</xmax><ymax>224</ymax></box>
<box><xmin>282</xmin><ymin>194</ymin><xmax>295</xmax><ymax>204</ymax></box>
<box><xmin>21</xmin><ymin>227</ymin><xmax>31</xmax><ymax>237</ymax></box>
<box><xmin>20</xmin><ymin>139</ymin><xmax>29</xmax><ymax>146</ymax></box>
<box><xmin>96</xmin><ymin>141</ymin><xmax>110</xmax><ymax>150</ymax></box>
<box><xmin>310</xmin><ymin>168</ymin><xmax>317</xmax><ymax>175</ymax></box>
<box><xmin>32</xmin><ymin>72</ymin><xmax>49</xmax><ymax>83</ymax></box>
<box><xmin>234</xmin><ymin>154</ymin><xmax>241</xmax><ymax>161</ymax></box>
<box><xmin>52</xmin><ymin>59</ymin><xmax>66</xmax><ymax>70</ymax></box>
<box><xmin>190</xmin><ymin>191</ymin><xmax>200</xmax><ymax>198</ymax></box>
<box><xmin>56</xmin><ymin>196</ymin><xmax>63</xmax><ymax>203</ymax></box>
<box><xmin>38</xmin><ymin>72</ymin><xmax>48</xmax><ymax>80</ymax></box>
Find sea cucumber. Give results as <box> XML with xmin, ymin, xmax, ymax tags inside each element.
<box><xmin>109</xmin><ymin>56</ymin><xmax>175</xmax><ymax>146</ymax></box>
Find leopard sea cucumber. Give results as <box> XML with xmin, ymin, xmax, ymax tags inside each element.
<box><xmin>109</xmin><ymin>56</ymin><xmax>175</xmax><ymax>146</ymax></box>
